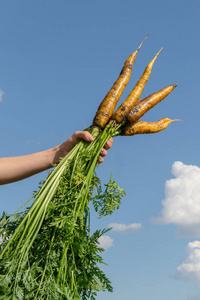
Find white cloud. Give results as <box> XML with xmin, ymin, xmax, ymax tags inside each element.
<box><xmin>98</xmin><ymin>235</ymin><xmax>114</xmax><ymax>250</ymax></box>
<box><xmin>0</xmin><ymin>89</ymin><xmax>4</xmax><ymax>102</ymax></box>
<box><xmin>177</xmin><ymin>241</ymin><xmax>200</xmax><ymax>299</ymax></box>
<box><xmin>153</xmin><ymin>161</ymin><xmax>200</xmax><ymax>237</ymax></box>
<box><xmin>97</xmin><ymin>223</ymin><xmax>142</xmax><ymax>250</ymax></box>
<box><xmin>108</xmin><ymin>222</ymin><xmax>142</xmax><ymax>233</ymax></box>
<box><xmin>177</xmin><ymin>241</ymin><xmax>200</xmax><ymax>282</ymax></box>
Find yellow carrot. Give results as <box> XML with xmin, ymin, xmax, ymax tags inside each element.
<box><xmin>92</xmin><ymin>36</ymin><xmax>148</xmax><ymax>128</ymax></box>
<box><xmin>111</xmin><ymin>48</ymin><xmax>162</xmax><ymax>124</ymax></box>
<box><xmin>121</xmin><ymin>118</ymin><xmax>177</xmax><ymax>136</ymax></box>
<box><xmin>127</xmin><ymin>84</ymin><xmax>177</xmax><ymax>124</ymax></box>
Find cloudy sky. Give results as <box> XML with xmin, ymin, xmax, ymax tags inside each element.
<box><xmin>0</xmin><ymin>1</ymin><xmax>200</xmax><ymax>299</ymax></box>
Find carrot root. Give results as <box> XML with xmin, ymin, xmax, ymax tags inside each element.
<box><xmin>121</xmin><ymin>118</ymin><xmax>178</xmax><ymax>136</ymax></box>
<box><xmin>127</xmin><ymin>84</ymin><xmax>177</xmax><ymax>124</ymax></box>
<box><xmin>111</xmin><ymin>48</ymin><xmax>163</xmax><ymax>124</ymax></box>
<box><xmin>93</xmin><ymin>36</ymin><xmax>148</xmax><ymax>129</ymax></box>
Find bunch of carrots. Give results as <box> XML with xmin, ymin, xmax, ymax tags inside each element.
<box><xmin>0</xmin><ymin>36</ymin><xmax>178</xmax><ymax>300</ymax></box>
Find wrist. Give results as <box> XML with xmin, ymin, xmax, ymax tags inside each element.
<box><xmin>46</xmin><ymin>146</ymin><xmax>59</xmax><ymax>167</ymax></box>
<box><xmin>48</xmin><ymin>145</ymin><xmax>64</xmax><ymax>166</ymax></box>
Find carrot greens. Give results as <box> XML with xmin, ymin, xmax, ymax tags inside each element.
<box><xmin>0</xmin><ymin>126</ymin><xmax>125</xmax><ymax>299</ymax></box>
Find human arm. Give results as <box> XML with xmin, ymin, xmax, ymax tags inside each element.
<box><xmin>0</xmin><ymin>131</ymin><xmax>113</xmax><ymax>185</ymax></box>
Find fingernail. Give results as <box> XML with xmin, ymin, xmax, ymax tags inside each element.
<box><xmin>89</xmin><ymin>136</ymin><xmax>94</xmax><ymax>142</ymax></box>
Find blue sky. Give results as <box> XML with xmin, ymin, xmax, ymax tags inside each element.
<box><xmin>0</xmin><ymin>0</ymin><xmax>200</xmax><ymax>299</ymax></box>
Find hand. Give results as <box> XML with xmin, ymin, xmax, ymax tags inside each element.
<box><xmin>98</xmin><ymin>137</ymin><xmax>113</xmax><ymax>163</ymax></box>
<box><xmin>53</xmin><ymin>131</ymin><xmax>113</xmax><ymax>165</ymax></box>
<box><xmin>0</xmin><ymin>131</ymin><xmax>113</xmax><ymax>185</ymax></box>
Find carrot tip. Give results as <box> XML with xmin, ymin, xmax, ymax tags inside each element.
<box><xmin>137</xmin><ymin>34</ymin><xmax>149</xmax><ymax>51</ymax></box>
<box><xmin>150</xmin><ymin>47</ymin><xmax>163</xmax><ymax>64</ymax></box>
<box><xmin>173</xmin><ymin>83</ymin><xmax>178</xmax><ymax>87</ymax></box>
<box><xmin>157</xmin><ymin>47</ymin><xmax>163</xmax><ymax>56</ymax></box>
<box><xmin>173</xmin><ymin>119</ymin><xmax>182</xmax><ymax>122</ymax></box>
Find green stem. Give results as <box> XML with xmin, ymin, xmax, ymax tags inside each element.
<box><xmin>56</xmin><ymin>123</ymin><xmax>119</xmax><ymax>286</ymax></box>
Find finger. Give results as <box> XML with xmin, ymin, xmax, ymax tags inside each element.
<box><xmin>104</xmin><ymin>137</ymin><xmax>113</xmax><ymax>150</ymax></box>
<box><xmin>98</xmin><ymin>156</ymin><xmax>104</xmax><ymax>163</ymax></box>
<box><xmin>100</xmin><ymin>148</ymin><xmax>107</xmax><ymax>157</ymax></box>
<box><xmin>73</xmin><ymin>131</ymin><xmax>94</xmax><ymax>143</ymax></box>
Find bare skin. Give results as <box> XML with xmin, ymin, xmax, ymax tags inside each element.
<box><xmin>0</xmin><ymin>131</ymin><xmax>113</xmax><ymax>185</ymax></box>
